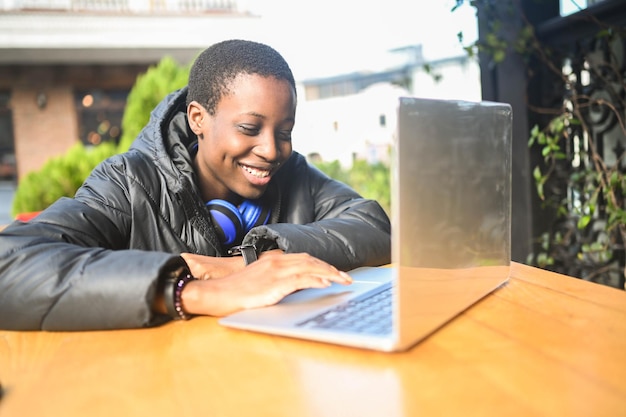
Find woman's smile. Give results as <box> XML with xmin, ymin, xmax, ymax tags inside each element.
<box><xmin>239</xmin><ymin>162</ymin><xmax>275</xmax><ymax>186</ymax></box>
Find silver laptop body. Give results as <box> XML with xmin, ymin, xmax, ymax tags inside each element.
<box><xmin>219</xmin><ymin>97</ymin><xmax>512</xmax><ymax>352</ymax></box>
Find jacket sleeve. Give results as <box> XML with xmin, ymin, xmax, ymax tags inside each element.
<box><xmin>0</xmin><ymin>166</ymin><xmax>183</xmax><ymax>331</ymax></box>
<box><xmin>243</xmin><ymin>156</ymin><xmax>391</xmax><ymax>271</ymax></box>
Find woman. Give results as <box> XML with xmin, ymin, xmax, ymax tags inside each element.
<box><xmin>0</xmin><ymin>39</ymin><xmax>391</xmax><ymax>331</ymax></box>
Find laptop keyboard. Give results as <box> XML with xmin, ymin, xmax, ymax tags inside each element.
<box><xmin>296</xmin><ymin>284</ymin><xmax>393</xmax><ymax>336</ymax></box>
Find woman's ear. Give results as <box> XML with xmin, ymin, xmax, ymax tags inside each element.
<box><xmin>187</xmin><ymin>101</ymin><xmax>205</xmax><ymax>135</ymax></box>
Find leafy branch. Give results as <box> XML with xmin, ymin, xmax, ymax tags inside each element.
<box><xmin>455</xmin><ymin>0</ymin><xmax>626</xmax><ymax>288</ymax></box>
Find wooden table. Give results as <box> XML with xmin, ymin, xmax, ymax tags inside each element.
<box><xmin>1</xmin><ymin>262</ymin><xmax>625</xmax><ymax>417</ymax></box>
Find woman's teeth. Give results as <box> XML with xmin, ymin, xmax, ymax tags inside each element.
<box><xmin>242</xmin><ymin>165</ymin><xmax>270</xmax><ymax>178</ymax></box>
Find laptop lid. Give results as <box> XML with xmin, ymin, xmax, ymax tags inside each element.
<box><xmin>219</xmin><ymin>97</ymin><xmax>512</xmax><ymax>352</ymax></box>
<box><xmin>393</xmin><ymin>97</ymin><xmax>512</xmax><ymax>351</ymax></box>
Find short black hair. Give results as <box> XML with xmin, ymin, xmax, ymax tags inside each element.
<box><xmin>187</xmin><ymin>39</ymin><xmax>297</xmax><ymax>115</ymax></box>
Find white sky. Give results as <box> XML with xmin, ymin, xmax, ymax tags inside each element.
<box><xmin>236</xmin><ymin>0</ymin><xmax>478</xmax><ymax>81</ymax></box>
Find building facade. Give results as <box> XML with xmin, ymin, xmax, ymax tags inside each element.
<box><xmin>296</xmin><ymin>50</ymin><xmax>481</xmax><ymax>167</ymax></box>
<box><xmin>0</xmin><ymin>0</ymin><xmax>256</xmax><ymax>180</ymax></box>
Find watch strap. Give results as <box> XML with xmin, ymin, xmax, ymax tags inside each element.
<box><xmin>228</xmin><ymin>244</ymin><xmax>258</xmax><ymax>265</ymax></box>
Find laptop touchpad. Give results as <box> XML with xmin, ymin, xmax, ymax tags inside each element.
<box><xmin>280</xmin><ymin>281</ymin><xmax>381</xmax><ymax>305</ymax></box>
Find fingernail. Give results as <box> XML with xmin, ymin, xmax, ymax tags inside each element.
<box><xmin>340</xmin><ymin>271</ymin><xmax>352</xmax><ymax>283</ymax></box>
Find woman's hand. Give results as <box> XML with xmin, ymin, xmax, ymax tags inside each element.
<box><xmin>180</xmin><ymin>251</ymin><xmax>352</xmax><ymax>317</ymax></box>
<box><xmin>180</xmin><ymin>252</ymin><xmax>245</xmax><ymax>280</ymax></box>
<box><xmin>181</xmin><ymin>249</ymin><xmax>285</xmax><ymax>280</ymax></box>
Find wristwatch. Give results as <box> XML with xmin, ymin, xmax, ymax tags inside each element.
<box><xmin>228</xmin><ymin>244</ymin><xmax>258</xmax><ymax>265</ymax></box>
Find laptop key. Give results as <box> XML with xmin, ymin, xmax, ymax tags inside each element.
<box><xmin>296</xmin><ymin>286</ymin><xmax>393</xmax><ymax>336</ymax></box>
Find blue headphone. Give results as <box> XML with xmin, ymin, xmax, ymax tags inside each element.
<box><xmin>206</xmin><ymin>199</ymin><xmax>271</xmax><ymax>247</ymax></box>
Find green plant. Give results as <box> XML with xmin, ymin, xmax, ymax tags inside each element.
<box><xmin>118</xmin><ymin>56</ymin><xmax>190</xmax><ymax>151</ymax></box>
<box><xmin>313</xmin><ymin>159</ymin><xmax>391</xmax><ymax>215</ymax></box>
<box><xmin>11</xmin><ymin>142</ymin><xmax>118</xmax><ymax>215</ymax></box>
<box><xmin>346</xmin><ymin>160</ymin><xmax>391</xmax><ymax>215</ymax></box>
<box><xmin>312</xmin><ymin>160</ymin><xmax>350</xmax><ymax>184</ymax></box>
<box><xmin>456</xmin><ymin>0</ymin><xmax>626</xmax><ymax>288</ymax></box>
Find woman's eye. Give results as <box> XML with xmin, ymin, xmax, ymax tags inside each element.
<box><xmin>238</xmin><ymin>125</ymin><xmax>259</xmax><ymax>135</ymax></box>
<box><xmin>278</xmin><ymin>130</ymin><xmax>292</xmax><ymax>141</ymax></box>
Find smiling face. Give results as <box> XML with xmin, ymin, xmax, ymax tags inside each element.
<box><xmin>188</xmin><ymin>73</ymin><xmax>296</xmax><ymax>204</ymax></box>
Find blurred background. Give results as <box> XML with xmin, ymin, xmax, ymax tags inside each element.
<box><xmin>0</xmin><ymin>0</ymin><xmax>480</xmax><ymax>224</ymax></box>
<box><xmin>2</xmin><ymin>0</ymin><xmax>625</xmax><ymax>291</ymax></box>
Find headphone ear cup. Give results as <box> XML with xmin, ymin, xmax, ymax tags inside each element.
<box><xmin>239</xmin><ymin>199</ymin><xmax>271</xmax><ymax>232</ymax></box>
<box><xmin>206</xmin><ymin>200</ymin><xmax>244</xmax><ymax>246</ymax></box>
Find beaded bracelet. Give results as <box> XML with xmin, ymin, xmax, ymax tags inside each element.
<box><xmin>164</xmin><ymin>269</ymin><xmax>196</xmax><ymax>320</ymax></box>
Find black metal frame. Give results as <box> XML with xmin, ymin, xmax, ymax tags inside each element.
<box><xmin>478</xmin><ymin>0</ymin><xmax>626</xmax><ymax>288</ymax></box>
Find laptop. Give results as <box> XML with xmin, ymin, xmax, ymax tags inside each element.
<box><xmin>219</xmin><ymin>97</ymin><xmax>512</xmax><ymax>352</ymax></box>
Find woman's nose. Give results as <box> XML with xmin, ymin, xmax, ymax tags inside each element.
<box><xmin>254</xmin><ymin>131</ymin><xmax>280</xmax><ymax>161</ymax></box>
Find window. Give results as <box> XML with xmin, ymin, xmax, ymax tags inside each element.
<box><xmin>561</xmin><ymin>0</ymin><xmax>608</xmax><ymax>16</ymax></box>
<box><xmin>0</xmin><ymin>92</ymin><xmax>16</xmax><ymax>181</ymax></box>
<box><xmin>75</xmin><ymin>90</ymin><xmax>128</xmax><ymax>146</ymax></box>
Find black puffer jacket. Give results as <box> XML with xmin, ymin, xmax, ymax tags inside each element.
<box><xmin>0</xmin><ymin>88</ymin><xmax>391</xmax><ymax>331</ymax></box>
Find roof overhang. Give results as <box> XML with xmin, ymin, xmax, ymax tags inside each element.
<box><xmin>0</xmin><ymin>11</ymin><xmax>261</xmax><ymax>65</ymax></box>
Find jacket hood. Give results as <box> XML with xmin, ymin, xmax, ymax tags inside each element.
<box><xmin>130</xmin><ymin>87</ymin><xmax>198</xmax><ymax>196</ymax></box>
